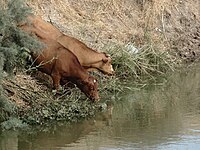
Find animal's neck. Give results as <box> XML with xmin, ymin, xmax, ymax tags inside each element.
<box><xmin>72</xmin><ymin>74</ymin><xmax>89</xmax><ymax>92</ymax></box>
<box><xmin>57</xmin><ymin>35</ymin><xmax>104</xmax><ymax>65</ymax></box>
<box><xmin>70</xmin><ymin>67</ymin><xmax>89</xmax><ymax>82</ymax></box>
<box><xmin>78</xmin><ymin>49</ymin><xmax>104</xmax><ymax>66</ymax></box>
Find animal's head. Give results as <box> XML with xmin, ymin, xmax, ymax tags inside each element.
<box><xmin>80</xmin><ymin>76</ymin><xmax>100</xmax><ymax>102</ymax></box>
<box><xmin>99</xmin><ymin>52</ymin><xmax>114</xmax><ymax>75</ymax></box>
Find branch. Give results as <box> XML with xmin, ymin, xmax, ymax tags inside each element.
<box><xmin>25</xmin><ymin>56</ymin><xmax>58</xmax><ymax>72</ymax></box>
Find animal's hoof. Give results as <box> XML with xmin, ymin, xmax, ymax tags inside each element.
<box><xmin>52</xmin><ymin>89</ymin><xmax>57</xmax><ymax>95</ymax></box>
<box><xmin>99</xmin><ymin>103</ymin><xmax>107</xmax><ymax>111</ymax></box>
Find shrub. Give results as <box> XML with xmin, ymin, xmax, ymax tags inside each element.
<box><xmin>0</xmin><ymin>0</ymin><xmax>41</xmax><ymax>123</ymax></box>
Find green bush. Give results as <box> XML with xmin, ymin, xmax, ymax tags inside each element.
<box><xmin>0</xmin><ymin>0</ymin><xmax>42</xmax><ymax>74</ymax></box>
<box><xmin>0</xmin><ymin>0</ymin><xmax>42</xmax><ymax>124</ymax></box>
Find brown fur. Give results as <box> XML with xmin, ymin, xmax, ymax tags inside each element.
<box><xmin>31</xmin><ymin>38</ymin><xmax>100</xmax><ymax>102</ymax></box>
<box><xmin>20</xmin><ymin>15</ymin><xmax>114</xmax><ymax>75</ymax></box>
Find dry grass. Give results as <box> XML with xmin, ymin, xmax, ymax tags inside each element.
<box><xmin>27</xmin><ymin>0</ymin><xmax>200</xmax><ymax>58</ymax></box>
<box><xmin>1</xmin><ymin>72</ymin><xmax>100</xmax><ymax>125</ymax></box>
<box><xmin>27</xmin><ymin>0</ymin><xmax>148</xmax><ymax>48</ymax></box>
<box><xmin>1</xmin><ymin>0</ymin><xmax>199</xmax><ymax>126</ymax></box>
<box><xmin>2</xmin><ymin>73</ymin><xmax>52</xmax><ymax>108</ymax></box>
<box><xmin>24</xmin><ymin>0</ymin><xmax>200</xmax><ymax>98</ymax></box>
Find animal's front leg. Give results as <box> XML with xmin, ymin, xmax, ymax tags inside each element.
<box><xmin>51</xmin><ymin>72</ymin><xmax>61</xmax><ymax>94</ymax></box>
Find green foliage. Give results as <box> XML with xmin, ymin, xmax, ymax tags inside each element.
<box><xmin>7</xmin><ymin>0</ymin><xmax>32</xmax><ymax>23</ymax></box>
<box><xmin>0</xmin><ymin>94</ymin><xmax>16</xmax><ymax>114</ymax></box>
<box><xmin>19</xmin><ymin>89</ymin><xmax>98</xmax><ymax>125</ymax></box>
<box><xmin>0</xmin><ymin>92</ymin><xmax>17</xmax><ymax>122</ymax></box>
<box><xmin>0</xmin><ymin>47</ymin><xmax>17</xmax><ymax>74</ymax></box>
<box><xmin>0</xmin><ymin>0</ymin><xmax>42</xmax><ymax>74</ymax></box>
<box><xmin>0</xmin><ymin>0</ymin><xmax>42</xmax><ymax>127</ymax></box>
<box><xmin>1</xmin><ymin>117</ymin><xmax>28</xmax><ymax>130</ymax></box>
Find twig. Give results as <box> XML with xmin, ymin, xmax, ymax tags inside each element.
<box><xmin>161</xmin><ymin>6</ymin><xmax>165</xmax><ymax>33</ymax></box>
<box><xmin>25</xmin><ymin>56</ymin><xmax>57</xmax><ymax>72</ymax></box>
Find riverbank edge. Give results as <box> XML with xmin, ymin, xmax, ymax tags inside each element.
<box><xmin>1</xmin><ymin>0</ymin><xmax>200</xmax><ymax>130</ymax></box>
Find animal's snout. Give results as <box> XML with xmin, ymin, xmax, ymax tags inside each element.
<box><xmin>107</xmin><ymin>69</ymin><xmax>115</xmax><ymax>76</ymax></box>
<box><xmin>109</xmin><ymin>66</ymin><xmax>115</xmax><ymax>75</ymax></box>
<box><xmin>91</xmin><ymin>94</ymin><xmax>100</xmax><ymax>102</ymax></box>
<box><xmin>111</xmin><ymin>69</ymin><xmax>115</xmax><ymax>75</ymax></box>
<box><xmin>95</xmin><ymin>95</ymin><xmax>100</xmax><ymax>102</ymax></box>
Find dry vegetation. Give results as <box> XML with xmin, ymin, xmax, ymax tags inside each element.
<box><xmin>2</xmin><ymin>72</ymin><xmax>99</xmax><ymax>126</ymax></box>
<box><xmin>1</xmin><ymin>0</ymin><xmax>200</xmax><ymax>127</ymax></box>
<box><xmin>27</xmin><ymin>0</ymin><xmax>200</xmax><ymax>59</ymax></box>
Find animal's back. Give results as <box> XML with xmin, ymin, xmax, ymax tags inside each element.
<box><xmin>33</xmin><ymin>38</ymin><xmax>84</xmax><ymax>77</ymax></box>
<box><xmin>27</xmin><ymin>15</ymin><xmax>62</xmax><ymax>39</ymax></box>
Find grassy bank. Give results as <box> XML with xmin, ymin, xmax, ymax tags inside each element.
<box><xmin>1</xmin><ymin>0</ymin><xmax>198</xmax><ymax>129</ymax></box>
<box><xmin>1</xmin><ymin>38</ymin><xmax>177</xmax><ymax>129</ymax></box>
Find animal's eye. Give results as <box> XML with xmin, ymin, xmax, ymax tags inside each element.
<box><xmin>93</xmin><ymin>79</ymin><xmax>96</xmax><ymax>83</ymax></box>
<box><xmin>90</xmin><ymin>86</ymin><xmax>94</xmax><ymax>90</ymax></box>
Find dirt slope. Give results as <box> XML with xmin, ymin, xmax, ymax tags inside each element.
<box><xmin>27</xmin><ymin>0</ymin><xmax>200</xmax><ymax>61</ymax></box>
<box><xmin>1</xmin><ymin>0</ymin><xmax>199</xmax><ymax>126</ymax></box>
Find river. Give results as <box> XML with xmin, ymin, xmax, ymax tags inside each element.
<box><xmin>1</xmin><ymin>64</ymin><xmax>200</xmax><ymax>150</ymax></box>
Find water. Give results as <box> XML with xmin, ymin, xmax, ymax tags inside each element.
<box><xmin>1</xmin><ymin>65</ymin><xmax>200</xmax><ymax>150</ymax></box>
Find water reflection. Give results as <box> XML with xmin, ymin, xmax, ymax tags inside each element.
<box><xmin>1</xmin><ymin>64</ymin><xmax>200</xmax><ymax>150</ymax></box>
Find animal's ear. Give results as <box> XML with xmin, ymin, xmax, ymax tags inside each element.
<box><xmin>102</xmin><ymin>58</ymin><xmax>108</xmax><ymax>63</ymax></box>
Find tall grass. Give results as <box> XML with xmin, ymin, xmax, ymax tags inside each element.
<box><xmin>96</xmin><ymin>37</ymin><xmax>179</xmax><ymax>95</ymax></box>
<box><xmin>0</xmin><ymin>0</ymin><xmax>183</xmax><ymax>128</ymax></box>
<box><xmin>106</xmin><ymin>41</ymin><xmax>176</xmax><ymax>82</ymax></box>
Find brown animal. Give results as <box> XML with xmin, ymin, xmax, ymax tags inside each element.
<box><xmin>57</xmin><ymin>35</ymin><xmax>114</xmax><ymax>75</ymax></box>
<box><xmin>21</xmin><ymin>15</ymin><xmax>114</xmax><ymax>75</ymax></box>
<box><xmin>31</xmin><ymin>37</ymin><xmax>100</xmax><ymax>102</ymax></box>
<box><xmin>23</xmin><ymin>15</ymin><xmax>62</xmax><ymax>39</ymax></box>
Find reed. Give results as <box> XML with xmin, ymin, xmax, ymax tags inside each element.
<box><xmin>108</xmin><ymin>42</ymin><xmax>176</xmax><ymax>81</ymax></box>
